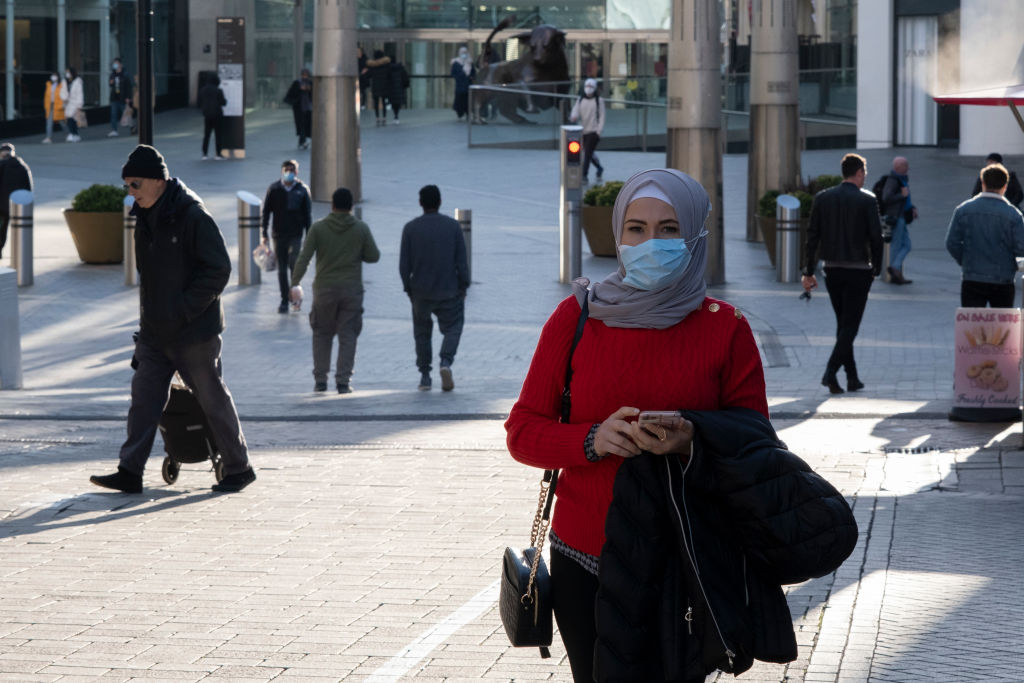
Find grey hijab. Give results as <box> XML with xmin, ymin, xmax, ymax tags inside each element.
<box><xmin>572</xmin><ymin>168</ymin><xmax>711</xmax><ymax>329</ymax></box>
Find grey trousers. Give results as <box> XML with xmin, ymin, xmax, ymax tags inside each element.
<box><xmin>310</xmin><ymin>287</ymin><xmax>364</xmax><ymax>385</ymax></box>
<box><xmin>118</xmin><ymin>335</ymin><xmax>251</xmax><ymax>476</ymax></box>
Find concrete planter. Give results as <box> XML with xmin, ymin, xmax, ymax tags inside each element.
<box><xmin>64</xmin><ymin>210</ymin><xmax>124</xmax><ymax>264</ymax></box>
<box><xmin>582</xmin><ymin>205</ymin><xmax>616</xmax><ymax>257</ymax></box>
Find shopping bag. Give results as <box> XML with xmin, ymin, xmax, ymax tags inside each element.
<box><xmin>253</xmin><ymin>244</ymin><xmax>277</xmax><ymax>272</ymax></box>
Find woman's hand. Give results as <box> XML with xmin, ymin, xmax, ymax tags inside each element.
<box><xmin>630</xmin><ymin>415</ymin><xmax>694</xmax><ymax>457</ymax></box>
<box><xmin>594</xmin><ymin>407</ymin><xmax>642</xmax><ymax>459</ymax></box>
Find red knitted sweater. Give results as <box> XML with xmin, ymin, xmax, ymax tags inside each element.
<box><xmin>505</xmin><ymin>295</ymin><xmax>768</xmax><ymax>557</ymax></box>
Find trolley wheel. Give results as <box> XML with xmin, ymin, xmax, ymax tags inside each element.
<box><xmin>161</xmin><ymin>456</ymin><xmax>180</xmax><ymax>484</ymax></box>
<box><xmin>213</xmin><ymin>458</ymin><xmax>225</xmax><ymax>483</ymax></box>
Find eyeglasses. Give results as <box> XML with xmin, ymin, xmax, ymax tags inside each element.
<box><xmin>123</xmin><ymin>180</ymin><xmax>143</xmax><ymax>190</ymax></box>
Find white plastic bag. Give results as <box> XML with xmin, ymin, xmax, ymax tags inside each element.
<box><xmin>253</xmin><ymin>244</ymin><xmax>277</xmax><ymax>272</ymax></box>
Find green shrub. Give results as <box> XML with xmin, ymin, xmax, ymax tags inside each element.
<box><xmin>583</xmin><ymin>180</ymin><xmax>624</xmax><ymax>207</ymax></box>
<box><xmin>71</xmin><ymin>184</ymin><xmax>128</xmax><ymax>212</ymax></box>
<box><xmin>757</xmin><ymin>189</ymin><xmax>781</xmax><ymax>218</ymax></box>
<box><xmin>793</xmin><ymin>190</ymin><xmax>814</xmax><ymax>218</ymax></box>
<box><xmin>809</xmin><ymin>174</ymin><xmax>842</xmax><ymax>194</ymax></box>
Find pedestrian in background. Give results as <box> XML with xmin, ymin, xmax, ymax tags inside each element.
<box><xmin>290</xmin><ymin>187</ymin><xmax>380</xmax><ymax>394</ymax></box>
<box><xmin>450</xmin><ymin>46</ymin><xmax>475</xmax><ymax>120</ymax></box>
<box><xmin>197</xmin><ymin>73</ymin><xmax>226</xmax><ymax>160</ymax></box>
<box><xmin>971</xmin><ymin>152</ymin><xmax>1023</xmax><ymax>209</ymax></box>
<box><xmin>388</xmin><ymin>59</ymin><xmax>410</xmax><ymax>124</ymax></box>
<box><xmin>42</xmin><ymin>72</ymin><xmax>64</xmax><ymax>144</ymax></box>
<box><xmin>803</xmin><ymin>153</ymin><xmax>884</xmax><ymax>394</ymax></box>
<box><xmin>357</xmin><ymin>46</ymin><xmax>369</xmax><ymax>110</ymax></box>
<box><xmin>60</xmin><ymin>67</ymin><xmax>84</xmax><ymax>142</ymax></box>
<box><xmin>0</xmin><ymin>143</ymin><xmax>32</xmax><ymax>260</ymax></box>
<box><xmin>946</xmin><ymin>162</ymin><xmax>1024</xmax><ymax>308</ymax></box>
<box><xmin>367</xmin><ymin>50</ymin><xmax>392</xmax><ymax>126</ymax></box>
<box><xmin>108</xmin><ymin>57</ymin><xmax>131</xmax><ymax>137</ymax></box>
<box><xmin>284</xmin><ymin>68</ymin><xmax>313</xmax><ymax>149</ymax></box>
<box><xmin>262</xmin><ymin>159</ymin><xmax>313</xmax><ymax>314</ymax></box>
<box><xmin>880</xmin><ymin>156</ymin><xmax>917</xmax><ymax>284</ymax></box>
<box><xmin>90</xmin><ymin>144</ymin><xmax>255</xmax><ymax>494</ymax></box>
<box><xmin>399</xmin><ymin>185</ymin><xmax>469</xmax><ymax>391</ymax></box>
<box><xmin>569</xmin><ymin>77</ymin><xmax>605</xmax><ymax>184</ymax></box>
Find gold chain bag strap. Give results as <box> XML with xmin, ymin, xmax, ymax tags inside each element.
<box><xmin>500</xmin><ymin>297</ymin><xmax>588</xmax><ymax>658</ymax></box>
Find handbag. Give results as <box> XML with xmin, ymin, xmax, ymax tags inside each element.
<box><xmin>903</xmin><ymin>206</ymin><xmax>915</xmax><ymax>225</ymax></box>
<box><xmin>499</xmin><ymin>296</ymin><xmax>589</xmax><ymax>658</ymax></box>
<box><xmin>73</xmin><ymin>109</ymin><xmax>88</xmax><ymax>128</ymax></box>
<box><xmin>119</xmin><ymin>106</ymin><xmax>134</xmax><ymax>128</ymax></box>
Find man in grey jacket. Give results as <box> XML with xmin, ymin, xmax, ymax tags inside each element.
<box><xmin>398</xmin><ymin>185</ymin><xmax>470</xmax><ymax>392</ymax></box>
<box><xmin>880</xmin><ymin>156</ymin><xmax>917</xmax><ymax>284</ymax></box>
<box><xmin>945</xmin><ymin>163</ymin><xmax>1024</xmax><ymax>308</ymax></box>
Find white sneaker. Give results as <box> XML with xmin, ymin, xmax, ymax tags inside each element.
<box><xmin>201</xmin><ymin>155</ymin><xmax>208</xmax><ymax>160</ymax></box>
<box><xmin>66</xmin><ymin>133</ymin><xmax>74</xmax><ymax>141</ymax></box>
<box><xmin>72</xmin><ymin>134</ymin><xmax>81</xmax><ymax>142</ymax></box>
<box><xmin>107</xmin><ymin>130</ymin><xmax>119</xmax><ymax>137</ymax></box>
<box><xmin>41</xmin><ymin>138</ymin><xmax>52</xmax><ymax>144</ymax></box>
<box><xmin>213</xmin><ymin>155</ymin><xmax>223</xmax><ymax>161</ymax></box>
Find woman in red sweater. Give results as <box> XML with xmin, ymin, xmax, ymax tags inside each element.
<box><xmin>505</xmin><ymin>168</ymin><xmax>768</xmax><ymax>681</ymax></box>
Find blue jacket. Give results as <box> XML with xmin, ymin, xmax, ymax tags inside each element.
<box><xmin>945</xmin><ymin>193</ymin><xmax>1024</xmax><ymax>284</ymax></box>
<box><xmin>399</xmin><ymin>211</ymin><xmax>470</xmax><ymax>299</ymax></box>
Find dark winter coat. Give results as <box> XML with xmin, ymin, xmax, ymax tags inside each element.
<box><xmin>803</xmin><ymin>181</ymin><xmax>885</xmax><ymax>277</ymax></box>
<box><xmin>197</xmin><ymin>83</ymin><xmax>226</xmax><ymax>119</ymax></box>
<box><xmin>399</xmin><ymin>211</ymin><xmax>470</xmax><ymax>300</ymax></box>
<box><xmin>261</xmin><ymin>179</ymin><xmax>313</xmax><ymax>240</ymax></box>
<box><xmin>367</xmin><ymin>55</ymin><xmax>392</xmax><ymax>98</ymax></box>
<box><xmin>389</xmin><ymin>62</ymin><xmax>410</xmax><ymax>106</ymax></box>
<box><xmin>973</xmin><ymin>171</ymin><xmax>1024</xmax><ymax>208</ymax></box>
<box><xmin>0</xmin><ymin>155</ymin><xmax>33</xmax><ymax>215</ymax></box>
<box><xmin>132</xmin><ymin>178</ymin><xmax>231</xmax><ymax>347</ymax></box>
<box><xmin>594</xmin><ymin>408</ymin><xmax>858</xmax><ymax>682</ymax></box>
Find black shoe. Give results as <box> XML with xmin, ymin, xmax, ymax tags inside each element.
<box><xmin>90</xmin><ymin>466</ymin><xmax>143</xmax><ymax>494</ymax></box>
<box><xmin>314</xmin><ymin>381</ymin><xmax>327</xmax><ymax>392</ymax></box>
<box><xmin>212</xmin><ymin>467</ymin><xmax>256</xmax><ymax>493</ymax></box>
<box><xmin>278</xmin><ymin>302</ymin><xmax>289</xmax><ymax>314</ymax></box>
<box><xmin>337</xmin><ymin>383</ymin><xmax>352</xmax><ymax>394</ymax></box>
<box><xmin>418</xmin><ymin>372</ymin><xmax>431</xmax><ymax>391</ymax></box>
<box><xmin>822</xmin><ymin>374</ymin><xmax>845</xmax><ymax>394</ymax></box>
<box><xmin>848</xmin><ymin>378</ymin><xmax>865</xmax><ymax>392</ymax></box>
<box><xmin>596</xmin><ymin>166</ymin><xmax>604</xmax><ymax>180</ymax></box>
<box><xmin>440</xmin><ymin>365</ymin><xmax>454</xmax><ymax>392</ymax></box>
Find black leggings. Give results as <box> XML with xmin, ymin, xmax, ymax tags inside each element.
<box><xmin>551</xmin><ymin>547</ymin><xmax>599</xmax><ymax>682</ymax></box>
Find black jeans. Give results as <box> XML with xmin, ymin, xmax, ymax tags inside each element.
<box><xmin>824</xmin><ymin>267</ymin><xmax>873</xmax><ymax>379</ymax></box>
<box><xmin>202</xmin><ymin>115</ymin><xmax>222</xmax><ymax>156</ymax></box>
<box><xmin>118</xmin><ymin>335</ymin><xmax>250</xmax><ymax>476</ymax></box>
<box><xmin>410</xmin><ymin>295</ymin><xmax>464</xmax><ymax>373</ymax></box>
<box><xmin>551</xmin><ymin>548</ymin><xmax>598</xmax><ymax>682</ymax></box>
<box><xmin>274</xmin><ymin>235</ymin><xmax>304</xmax><ymax>304</ymax></box>
<box><xmin>582</xmin><ymin>132</ymin><xmax>602</xmax><ymax>180</ymax></box>
<box><xmin>961</xmin><ymin>280</ymin><xmax>1016</xmax><ymax>308</ymax></box>
<box><xmin>0</xmin><ymin>213</ymin><xmax>7</xmax><ymax>258</ymax></box>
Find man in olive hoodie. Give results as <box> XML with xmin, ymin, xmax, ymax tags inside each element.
<box><xmin>290</xmin><ymin>187</ymin><xmax>380</xmax><ymax>393</ymax></box>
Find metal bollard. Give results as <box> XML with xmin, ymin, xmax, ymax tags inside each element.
<box><xmin>0</xmin><ymin>267</ymin><xmax>22</xmax><ymax>388</ymax></box>
<box><xmin>775</xmin><ymin>194</ymin><xmax>801</xmax><ymax>283</ymax></box>
<box><xmin>455</xmin><ymin>208</ymin><xmax>472</xmax><ymax>282</ymax></box>
<box><xmin>123</xmin><ymin>196</ymin><xmax>138</xmax><ymax>286</ymax></box>
<box><xmin>9</xmin><ymin>189</ymin><xmax>32</xmax><ymax>287</ymax></box>
<box><xmin>237</xmin><ymin>191</ymin><xmax>262</xmax><ymax>286</ymax></box>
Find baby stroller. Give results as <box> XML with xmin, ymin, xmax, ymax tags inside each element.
<box><xmin>158</xmin><ymin>377</ymin><xmax>225</xmax><ymax>485</ymax></box>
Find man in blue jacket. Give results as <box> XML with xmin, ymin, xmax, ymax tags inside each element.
<box><xmin>90</xmin><ymin>145</ymin><xmax>255</xmax><ymax>494</ymax></box>
<box><xmin>946</xmin><ymin>163</ymin><xmax>1024</xmax><ymax>308</ymax></box>
<box><xmin>399</xmin><ymin>185</ymin><xmax>470</xmax><ymax>392</ymax></box>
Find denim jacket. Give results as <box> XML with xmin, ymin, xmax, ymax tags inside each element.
<box><xmin>945</xmin><ymin>193</ymin><xmax>1024</xmax><ymax>284</ymax></box>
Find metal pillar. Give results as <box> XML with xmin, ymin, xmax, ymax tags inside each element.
<box><xmin>136</xmin><ymin>0</ymin><xmax>154</xmax><ymax>145</ymax></box>
<box><xmin>747</xmin><ymin>0</ymin><xmax>800</xmax><ymax>245</ymax></box>
<box><xmin>559</xmin><ymin>125</ymin><xmax>584</xmax><ymax>284</ymax></box>
<box><xmin>293</xmin><ymin>0</ymin><xmax>305</xmax><ymax>75</ymax></box>
<box><xmin>9</xmin><ymin>190</ymin><xmax>32</xmax><ymax>287</ymax></box>
<box><xmin>123</xmin><ymin>196</ymin><xmax>138</xmax><ymax>286</ymax></box>
<box><xmin>5</xmin><ymin>0</ymin><xmax>13</xmax><ymax>121</ymax></box>
<box><xmin>455</xmin><ymin>208</ymin><xmax>472</xmax><ymax>282</ymax></box>
<box><xmin>0</xmin><ymin>267</ymin><xmax>22</xmax><ymax>389</ymax></box>
<box><xmin>99</xmin><ymin>0</ymin><xmax>110</xmax><ymax>107</ymax></box>
<box><xmin>775</xmin><ymin>194</ymin><xmax>801</xmax><ymax>282</ymax></box>
<box><xmin>310</xmin><ymin>0</ymin><xmax>361</xmax><ymax>202</ymax></box>
<box><xmin>57</xmin><ymin>0</ymin><xmax>65</xmax><ymax>91</ymax></box>
<box><xmin>236</xmin><ymin>191</ymin><xmax>262</xmax><ymax>285</ymax></box>
<box><xmin>666</xmin><ymin>0</ymin><xmax>725</xmax><ymax>285</ymax></box>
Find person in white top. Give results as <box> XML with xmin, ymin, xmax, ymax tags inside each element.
<box><xmin>569</xmin><ymin>77</ymin><xmax>606</xmax><ymax>184</ymax></box>
<box><xmin>59</xmin><ymin>67</ymin><xmax>84</xmax><ymax>142</ymax></box>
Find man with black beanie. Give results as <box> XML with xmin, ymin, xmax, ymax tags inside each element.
<box><xmin>90</xmin><ymin>144</ymin><xmax>255</xmax><ymax>494</ymax></box>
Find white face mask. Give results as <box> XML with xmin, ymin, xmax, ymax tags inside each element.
<box><xmin>50</xmin><ymin>75</ymin><xmax>58</xmax><ymax>83</ymax></box>
<box><xmin>584</xmin><ymin>85</ymin><xmax>595</xmax><ymax>96</ymax></box>
<box><xmin>458</xmin><ymin>49</ymin><xmax>469</xmax><ymax>59</ymax></box>
<box><xmin>113</xmin><ymin>62</ymin><xmax>121</xmax><ymax>70</ymax></box>
<box><xmin>65</xmin><ymin>72</ymin><xmax>71</xmax><ymax>79</ymax></box>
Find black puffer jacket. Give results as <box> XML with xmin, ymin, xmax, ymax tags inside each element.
<box><xmin>133</xmin><ymin>178</ymin><xmax>230</xmax><ymax>347</ymax></box>
<box><xmin>594</xmin><ymin>408</ymin><xmax>857</xmax><ymax>682</ymax></box>
<box><xmin>803</xmin><ymin>181</ymin><xmax>884</xmax><ymax>277</ymax></box>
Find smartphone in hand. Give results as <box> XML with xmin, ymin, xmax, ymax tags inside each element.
<box><xmin>638</xmin><ymin>410</ymin><xmax>679</xmax><ymax>426</ymax></box>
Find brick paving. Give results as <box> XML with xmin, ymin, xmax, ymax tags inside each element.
<box><xmin>1</xmin><ymin>108</ymin><xmax>1022</xmax><ymax>681</ymax></box>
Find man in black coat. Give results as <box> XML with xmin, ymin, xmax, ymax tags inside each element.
<box><xmin>90</xmin><ymin>145</ymin><xmax>255</xmax><ymax>494</ymax></box>
<box><xmin>197</xmin><ymin>73</ymin><xmax>226</xmax><ymax>160</ymax></box>
<box><xmin>0</xmin><ymin>143</ymin><xmax>32</xmax><ymax>259</ymax></box>
<box><xmin>261</xmin><ymin>159</ymin><xmax>313</xmax><ymax>313</ymax></box>
<box><xmin>971</xmin><ymin>152</ymin><xmax>1024</xmax><ymax>208</ymax></box>
<box><xmin>802</xmin><ymin>153</ymin><xmax>884</xmax><ymax>394</ymax></box>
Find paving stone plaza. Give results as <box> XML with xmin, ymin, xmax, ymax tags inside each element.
<box><xmin>1</xmin><ymin>108</ymin><xmax>1022</xmax><ymax>681</ymax></box>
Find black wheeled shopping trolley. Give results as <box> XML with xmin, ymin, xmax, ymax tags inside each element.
<box><xmin>157</xmin><ymin>381</ymin><xmax>225</xmax><ymax>485</ymax></box>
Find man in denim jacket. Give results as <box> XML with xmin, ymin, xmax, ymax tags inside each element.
<box><xmin>945</xmin><ymin>163</ymin><xmax>1024</xmax><ymax>308</ymax></box>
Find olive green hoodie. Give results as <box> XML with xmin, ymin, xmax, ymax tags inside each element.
<box><xmin>290</xmin><ymin>211</ymin><xmax>380</xmax><ymax>291</ymax></box>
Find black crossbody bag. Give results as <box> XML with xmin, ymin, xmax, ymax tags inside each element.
<box><xmin>499</xmin><ymin>297</ymin><xmax>589</xmax><ymax>658</ymax></box>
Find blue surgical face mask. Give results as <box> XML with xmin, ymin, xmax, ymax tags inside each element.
<box><xmin>618</xmin><ymin>231</ymin><xmax>707</xmax><ymax>290</ymax></box>
<box><xmin>282</xmin><ymin>171</ymin><xmax>296</xmax><ymax>183</ymax></box>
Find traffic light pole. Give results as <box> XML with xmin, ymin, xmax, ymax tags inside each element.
<box><xmin>559</xmin><ymin>124</ymin><xmax>584</xmax><ymax>284</ymax></box>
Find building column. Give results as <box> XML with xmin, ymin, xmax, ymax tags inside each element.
<box><xmin>856</xmin><ymin>0</ymin><xmax>894</xmax><ymax>149</ymax></box>
<box><xmin>5</xmin><ymin>0</ymin><xmax>13</xmax><ymax>120</ymax></box>
<box><xmin>310</xmin><ymin>0</ymin><xmax>361</xmax><ymax>202</ymax></box>
<box><xmin>57</xmin><ymin>0</ymin><xmax>66</xmax><ymax>80</ymax></box>
<box><xmin>746</xmin><ymin>0</ymin><xmax>800</xmax><ymax>246</ymax></box>
<box><xmin>666</xmin><ymin>0</ymin><xmax>724</xmax><ymax>285</ymax></box>
<box><xmin>100</xmin><ymin>0</ymin><xmax>110</xmax><ymax>106</ymax></box>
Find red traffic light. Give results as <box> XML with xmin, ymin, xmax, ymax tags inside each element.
<box><xmin>567</xmin><ymin>140</ymin><xmax>581</xmax><ymax>154</ymax></box>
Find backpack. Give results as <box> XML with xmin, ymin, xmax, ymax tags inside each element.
<box><xmin>870</xmin><ymin>174</ymin><xmax>889</xmax><ymax>215</ymax></box>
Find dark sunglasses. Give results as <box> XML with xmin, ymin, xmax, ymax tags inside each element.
<box><xmin>123</xmin><ymin>180</ymin><xmax>143</xmax><ymax>190</ymax></box>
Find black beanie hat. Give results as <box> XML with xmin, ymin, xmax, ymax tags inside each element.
<box><xmin>121</xmin><ymin>144</ymin><xmax>169</xmax><ymax>180</ymax></box>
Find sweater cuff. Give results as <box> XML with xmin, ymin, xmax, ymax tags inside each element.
<box><xmin>584</xmin><ymin>423</ymin><xmax>605</xmax><ymax>462</ymax></box>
